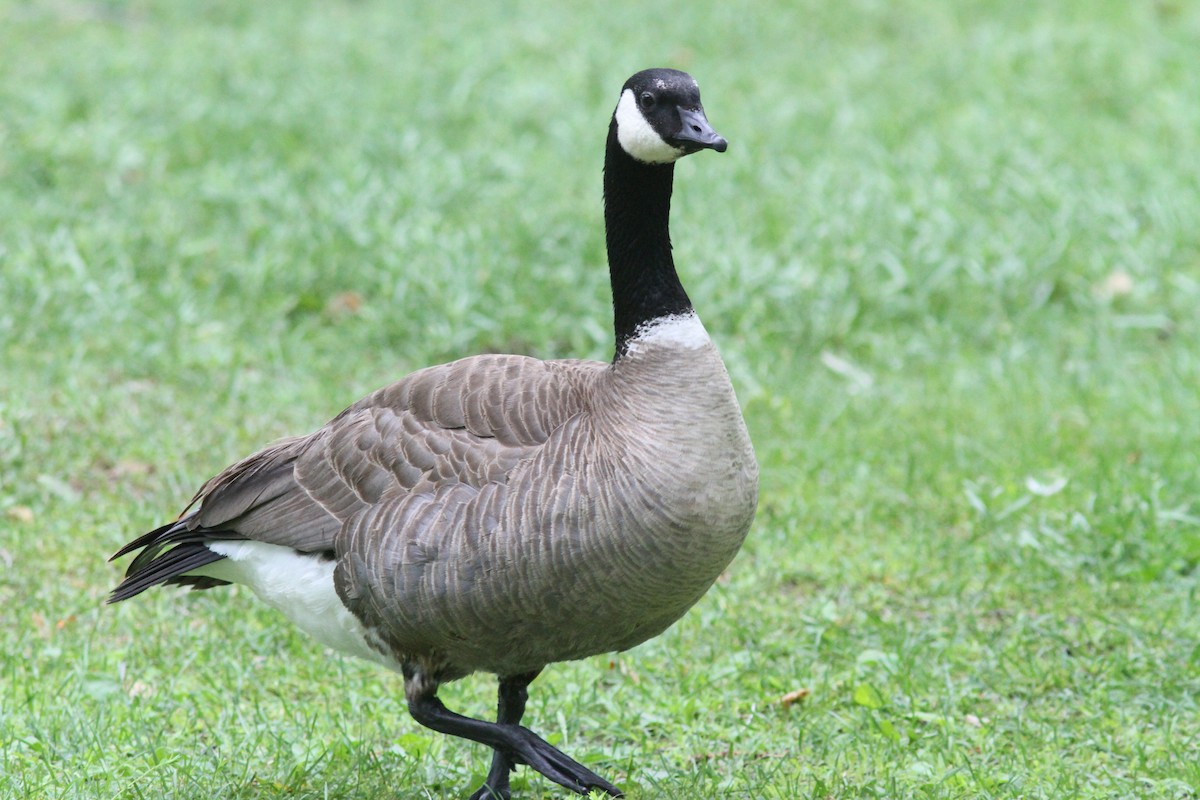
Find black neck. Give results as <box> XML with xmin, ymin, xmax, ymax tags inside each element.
<box><xmin>604</xmin><ymin>120</ymin><xmax>693</xmax><ymax>360</ymax></box>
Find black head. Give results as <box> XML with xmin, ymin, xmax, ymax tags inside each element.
<box><xmin>612</xmin><ymin>68</ymin><xmax>727</xmax><ymax>164</ymax></box>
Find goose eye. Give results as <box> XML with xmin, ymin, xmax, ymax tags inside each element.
<box><xmin>639</xmin><ymin>92</ymin><xmax>656</xmax><ymax>110</ymax></box>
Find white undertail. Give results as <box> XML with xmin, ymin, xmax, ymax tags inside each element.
<box><xmin>201</xmin><ymin>541</ymin><xmax>403</xmax><ymax>672</ymax></box>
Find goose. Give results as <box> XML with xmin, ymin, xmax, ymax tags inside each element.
<box><xmin>109</xmin><ymin>67</ymin><xmax>759</xmax><ymax>799</ymax></box>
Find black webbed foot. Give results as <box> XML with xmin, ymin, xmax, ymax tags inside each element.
<box><xmin>498</xmin><ymin>724</ymin><xmax>623</xmax><ymax>797</ymax></box>
<box><xmin>404</xmin><ymin>667</ymin><xmax>622</xmax><ymax>798</ymax></box>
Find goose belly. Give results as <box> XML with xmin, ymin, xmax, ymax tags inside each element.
<box><xmin>441</xmin><ymin>480</ymin><xmax>754</xmax><ymax>675</ymax></box>
<box><xmin>198</xmin><ymin>541</ymin><xmax>402</xmax><ymax>673</ymax></box>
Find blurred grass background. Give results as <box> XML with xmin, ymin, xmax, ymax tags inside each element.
<box><xmin>2</xmin><ymin>0</ymin><xmax>1199</xmax><ymax>797</ymax></box>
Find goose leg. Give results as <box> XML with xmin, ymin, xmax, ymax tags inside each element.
<box><xmin>403</xmin><ymin>667</ymin><xmax>623</xmax><ymax>798</ymax></box>
<box><xmin>468</xmin><ymin>671</ymin><xmax>540</xmax><ymax>800</ymax></box>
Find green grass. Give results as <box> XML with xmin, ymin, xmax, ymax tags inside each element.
<box><xmin>3</xmin><ymin>0</ymin><xmax>1200</xmax><ymax>797</ymax></box>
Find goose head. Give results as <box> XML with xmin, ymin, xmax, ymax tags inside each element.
<box><xmin>612</xmin><ymin>68</ymin><xmax>727</xmax><ymax>165</ymax></box>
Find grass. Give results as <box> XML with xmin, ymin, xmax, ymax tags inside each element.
<box><xmin>2</xmin><ymin>0</ymin><xmax>1199</xmax><ymax>797</ymax></box>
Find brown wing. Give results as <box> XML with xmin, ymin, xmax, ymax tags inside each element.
<box><xmin>109</xmin><ymin>354</ymin><xmax>603</xmax><ymax>600</ymax></box>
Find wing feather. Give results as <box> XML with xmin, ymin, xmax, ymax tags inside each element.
<box><xmin>110</xmin><ymin>354</ymin><xmax>604</xmax><ymax>602</ymax></box>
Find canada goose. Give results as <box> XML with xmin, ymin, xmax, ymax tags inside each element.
<box><xmin>109</xmin><ymin>67</ymin><xmax>758</xmax><ymax>799</ymax></box>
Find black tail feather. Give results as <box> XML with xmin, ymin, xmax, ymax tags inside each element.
<box><xmin>108</xmin><ymin>544</ymin><xmax>227</xmax><ymax>603</ymax></box>
<box><xmin>108</xmin><ymin>519</ymin><xmax>182</xmax><ymax>562</ymax></box>
<box><xmin>108</xmin><ymin>515</ymin><xmax>245</xmax><ymax>604</ymax></box>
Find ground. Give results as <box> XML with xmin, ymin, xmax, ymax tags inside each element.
<box><xmin>1</xmin><ymin>0</ymin><xmax>1199</xmax><ymax>797</ymax></box>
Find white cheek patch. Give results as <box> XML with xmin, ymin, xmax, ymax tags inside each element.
<box><xmin>615</xmin><ymin>89</ymin><xmax>684</xmax><ymax>164</ymax></box>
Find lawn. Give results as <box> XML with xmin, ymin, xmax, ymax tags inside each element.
<box><xmin>2</xmin><ymin>0</ymin><xmax>1199</xmax><ymax>797</ymax></box>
